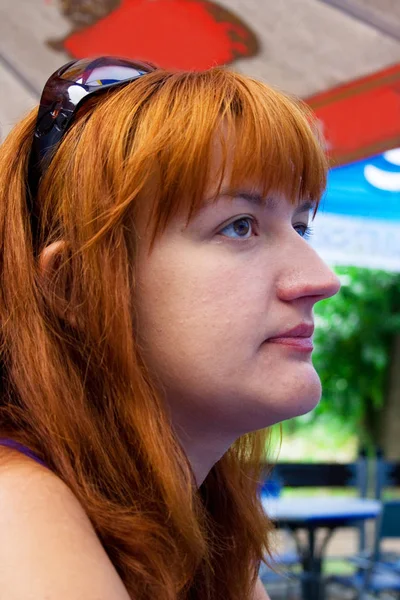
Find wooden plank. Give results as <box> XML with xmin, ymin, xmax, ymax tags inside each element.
<box><xmin>218</xmin><ymin>0</ymin><xmax>400</xmax><ymax>96</ymax></box>
<box><xmin>0</xmin><ymin>0</ymin><xmax>70</xmax><ymax>93</ymax></box>
<box><xmin>0</xmin><ymin>0</ymin><xmax>399</xmax><ymax>128</ymax></box>
<box><xmin>0</xmin><ymin>62</ymin><xmax>37</xmax><ymax>142</ymax></box>
<box><xmin>320</xmin><ymin>0</ymin><xmax>400</xmax><ymax>41</ymax></box>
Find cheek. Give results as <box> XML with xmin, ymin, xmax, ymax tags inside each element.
<box><xmin>135</xmin><ymin>247</ymin><xmax>271</xmax><ymax>371</ymax></box>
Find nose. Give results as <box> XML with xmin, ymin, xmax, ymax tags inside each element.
<box><xmin>276</xmin><ymin>239</ymin><xmax>341</xmax><ymax>304</ymax></box>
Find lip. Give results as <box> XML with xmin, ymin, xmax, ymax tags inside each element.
<box><xmin>269</xmin><ymin>323</ymin><xmax>315</xmax><ymax>339</ymax></box>
<box><xmin>267</xmin><ymin>337</ymin><xmax>314</xmax><ymax>352</ymax></box>
<box><xmin>266</xmin><ymin>323</ymin><xmax>314</xmax><ymax>352</ymax></box>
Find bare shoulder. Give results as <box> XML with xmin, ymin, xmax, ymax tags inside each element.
<box><xmin>0</xmin><ymin>447</ymin><xmax>131</xmax><ymax>600</ymax></box>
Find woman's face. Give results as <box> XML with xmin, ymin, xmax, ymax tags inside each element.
<box><xmin>134</xmin><ymin>153</ymin><xmax>341</xmax><ymax>446</ymax></box>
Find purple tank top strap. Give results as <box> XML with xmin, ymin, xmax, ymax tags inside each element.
<box><xmin>0</xmin><ymin>438</ymin><xmax>48</xmax><ymax>468</ymax></box>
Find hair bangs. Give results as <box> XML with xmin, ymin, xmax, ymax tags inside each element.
<box><xmin>134</xmin><ymin>69</ymin><xmax>328</xmax><ymax>244</ymax></box>
<box><xmin>224</xmin><ymin>79</ymin><xmax>328</xmax><ymax>211</ymax></box>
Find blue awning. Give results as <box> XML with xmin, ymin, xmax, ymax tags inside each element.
<box><xmin>310</xmin><ymin>148</ymin><xmax>400</xmax><ymax>272</ymax></box>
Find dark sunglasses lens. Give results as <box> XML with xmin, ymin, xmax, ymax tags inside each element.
<box><xmin>60</xmin><ymin>58</ymin><xmax>151</xmax><ymax>88</ymax></box>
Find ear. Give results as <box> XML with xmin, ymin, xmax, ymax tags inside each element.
<box><xmin>38</xmin><ymin>241</ymin><xmax>65</xmax><ymax>279</ymax></box>
<box><xmin>38</xmin><ymin>241</ymin><xmax>78</xmax><ymax>327</ymax></box>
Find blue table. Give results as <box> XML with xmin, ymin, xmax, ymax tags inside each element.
<box><xmin>262</xmin><ymin>496</ymin><xmax>381</xmax><ymax>600</ymax></box>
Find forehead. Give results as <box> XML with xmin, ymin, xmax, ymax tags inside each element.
<box><xmin>199</xmin><ymin>187</ymin><xmax>316</xmax><ymax>220</ymax></box>
<box><xmin>197</xmin><ymin>128</ymin><xmax>317</xmax><ymax>217</ymax></box>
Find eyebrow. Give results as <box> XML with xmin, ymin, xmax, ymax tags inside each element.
<box><xmin>216</xmin><ymin>189</ymin><xmax>316</xmax><ymax>215</ymax></box>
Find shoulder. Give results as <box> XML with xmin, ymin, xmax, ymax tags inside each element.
<box><xmin>0</xmin><ymin>446</ymin><xmax>131</xmax><ymax>600</ymax></box>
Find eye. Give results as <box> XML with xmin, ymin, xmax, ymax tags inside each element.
<box><xmin>294</xmin><ymin>223</ymin><xmax>313</xmax><ymax>240</ymax></box>
<box><xmin>219</xmin><ymin>217</ymin><xmax>256</xmax><ymax>240</ymax></box>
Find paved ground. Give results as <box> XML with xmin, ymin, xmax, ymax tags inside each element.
<box><xmin>264</xmin><ymin>525</ymin><xmax>400</xmax><ymax>599</ymax></box>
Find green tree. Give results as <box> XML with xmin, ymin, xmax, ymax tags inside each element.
<box><xmin>292</xmin><ymin>267</ymin><xmax>400</xmax><ymax>455</ymax></box>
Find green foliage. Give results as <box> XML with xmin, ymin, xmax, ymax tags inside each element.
<box><xmin>285</xmin><ymin>267</ymin><xmax>400</xmax><ymax>447</ymax></box>
<box><xmin>279</xmin><ymin>416</ymin><xmax>357</xmax><ymax>461</ymax></box>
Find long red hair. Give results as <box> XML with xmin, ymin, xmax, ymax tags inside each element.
<box><xmin>0</xmin><ymin>66</ymin><xmax>327</xmax><ymax>599</ymax></box>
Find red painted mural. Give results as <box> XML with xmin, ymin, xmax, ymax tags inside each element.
<box><xmin>48</xmin><ymin>0</ymin><xmax>259</xmax><ymax>70</ymax></box>
<box><xmin>307</xmin><ymin>63</ymin><xmax>400</xmax><ymax>166</ymax></box>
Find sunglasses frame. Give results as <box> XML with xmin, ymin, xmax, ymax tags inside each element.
<box><xmin>27</xmin><ymin>56</ymin><xmax>157</xmax><ymax>250</ymax></box>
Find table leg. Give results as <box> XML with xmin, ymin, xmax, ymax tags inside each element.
<box><xmin>289</xmin><ymin>526</ymin><xmax>331</xmax><ymax>600</ymax></box>
<box><xmin>301</xmin><ymin>528</ymin><xmax>324</xmax><ymax>600</ymax></box>
<box><xmin>300</xmin><ymin>528</ymin><xmax>324</xmax><ymax>600</ymax></box>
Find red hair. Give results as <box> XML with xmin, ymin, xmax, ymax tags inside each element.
<box><xmin>0</xmin><ymin>66</ymin><xmax>327</xmax><ymax>599</ymax></box>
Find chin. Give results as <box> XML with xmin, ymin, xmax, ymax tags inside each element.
<box><xmin>290</xmin><ymin>375</ymin><xmax>322</xmax><ymax>418</ymax></box>
<box><xmin>261</xmin><ymin>365</ymin><xmax>322</xmax><ymax>425</ymax></box>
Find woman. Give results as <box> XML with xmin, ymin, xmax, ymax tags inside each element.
<box><xmin>0</xmin><ymin>57</ymin><xmax>340</xmax><ymax>599</ymax></box>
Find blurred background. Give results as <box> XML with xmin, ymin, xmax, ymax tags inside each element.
<box><xmin>1</xmin><ymin>1</ymin><xmax>399</xmax><ymax>598</ymax></box>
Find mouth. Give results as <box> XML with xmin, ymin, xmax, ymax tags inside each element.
<box><xmin>266</xmin><ymin>336</ymin><xmax>314</xmax><ymax>352</ymax></box>
<box><xmin>265</xmin><ymin>322</ymin><xmax>314</xmax><ymax>352</ymax></box>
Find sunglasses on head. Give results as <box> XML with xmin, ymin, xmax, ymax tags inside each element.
<box><xmin>28</xmin><ymin>55</ymin><xmax>157</xmax><ymax>249</ymax></box>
